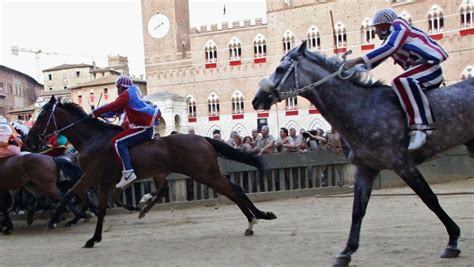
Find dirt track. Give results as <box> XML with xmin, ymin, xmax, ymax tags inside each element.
<box><xmin>1</xmin><ymin>179</ymin><xmax>473</xmax><ymax>267</ymax></box>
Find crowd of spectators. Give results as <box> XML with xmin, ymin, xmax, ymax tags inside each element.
<box><xmin>207</xmin><ymin>126</ymin><xmax>342</xmax><ymax>155</ymax></box>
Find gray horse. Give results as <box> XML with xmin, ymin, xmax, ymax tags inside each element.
<box><xmin>252</xmin><ymin>41</ymin><xmax>474</xmax><ymax>267</ymax></box>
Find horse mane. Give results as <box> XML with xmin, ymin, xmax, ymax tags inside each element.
<box><xmin>297</xmin><ymin>48</ymin><xmax>385</xmax><ymax>88</ymax></box>
<box><xmin>56</xmin><ymin>101</ymin><xmax>123</xmax><ymax>131</ymax></box>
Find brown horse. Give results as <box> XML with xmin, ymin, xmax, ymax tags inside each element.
<box><xmin>0</xmin><ymin>154</ymin><xmax>87</xmax><ymax>234</ymax></box>
<box><xmin>26</xmin><ymin>97</ymin><xmax>276</xmax><ymax>248</ymax></box>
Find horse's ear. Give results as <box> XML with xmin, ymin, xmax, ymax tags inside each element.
<box><xmin>49</xmin><ymin>95</ymin><xmax>57</xmax><ymax>103</ymax></box>
<box><xmin>297</xmin><ymin>41</ymin><xmax>307</xmax><ymax>55</ymax></box>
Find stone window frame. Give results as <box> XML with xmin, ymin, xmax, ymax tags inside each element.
<box><xmin>282</xmin><ymin>30</ymin><xmax>295</xmax><ymax>54</ymax></box>
<box><xmin>187</xmin><ymin>95</ymin><xmax>197</xmax><ymax>117</ymax></box>
<box><xmin>335</xmin><ymin>21</ymin><xmax>347</xmax><ymax>48</ymax></box>
<box><xmin>228</xmin><ymin>36</ymin><xmax>242</xmax><ymax>61</ymax></box>
<box><xmin>253</xmin><ymin>33</ymin><xmax>267</xmax><ymax>58</ymax></box>
<box><xmin>427</xmin><ymin>4</ymin><xmax>444</xmax><ymax>33</ymax></box>
<box><xmin>204</xmin><ymin>39</ymin><xmax>218</xmax><ymax>63</ymax></box>
<box><xmin>231</xmin><ymin>90</ymin><xmax>244</xmax><ymax>114</ymax></box>
<box><xmin>307</xmin><ymin>25</ymin><xmax>321</xmax><ymax>51</ymax></box>
<box><xmin>460</xmin><ymin>1</ymin><xmax>473</xmax><ymax>28</ymax></box>
<box><xmin>207</xmin><ymin>92</ymin><xmax>220</xmax><ymax>116</ymax></box>
<box><xmin>360</xmin><ymin>18</ymin><xmax>376</xmax><ymax>45</ymax></box>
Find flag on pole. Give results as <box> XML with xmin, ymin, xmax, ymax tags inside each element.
<box><xmin>223</xmin><ymin>4</ymin><xmax>226</xmax><ymax>15</ymax></box>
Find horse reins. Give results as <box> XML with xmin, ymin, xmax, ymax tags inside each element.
<box><xmin>39</xmin><ymin>103</ymin><xmax>89</xmax><ymax>142</ymax></box>
<box><xmin>269</xmin><ymin>50</ymin><xmax>358</xmax><ymax>101</ymax></box>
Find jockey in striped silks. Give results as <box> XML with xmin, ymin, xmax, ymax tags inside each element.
<box><xmin>344</xmin><ymin>8</ymin><xmax>448</xmax><ymax>151</ymax></box>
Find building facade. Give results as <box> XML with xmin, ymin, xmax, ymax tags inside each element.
<box><xmin>0</xmin><ymin>65</ymin><xmax>42</xmax><ymax>121</ymax></box>
<box><xmin>141</xmin><ymin>0</ymin><xmax>474</xmax><ymax>137</ymax></box>
<box><xmin>70</xmin><ymin>75</ymin><xmax>147</xmax><ymax>114</ymax></box>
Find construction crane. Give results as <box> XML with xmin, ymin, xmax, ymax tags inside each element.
<box><xmin>11</xmin><ymin>46</ymin><xmax>103</xmax><ymax>82</ymax></box>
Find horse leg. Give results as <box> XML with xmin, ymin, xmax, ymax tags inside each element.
<box><xmin>138</xmin><ymin>186</ymin><xmax>169</xmax><ymax>219</ymax></box>
<box><xmin>391</xmin><ymin>159</ymin><xmax>461</xmax><ymax>258</ymax></box>
<box><xmin>48</xmin><ymin>171</ymin><xmax>97</xmax><ymax>229</ymax></box>
<box><xmin>65</xmin><ymin>193</ymin><xmax>91</xmax><ymax>227</ymax></box>
<box><xmin>138</xmin><ymin>178</ymin><xmax>169</xmax><ymax>219</ymax></box>
<box><xmin>199</xmin><ymin>174</ymin><xmax>275</xmax><ymax>236</ymax></box>
<box><xmin>84</xmin><ymin>183</ymin><xmax>111</xmax><ymax>248</ymax></box>
<box><xmin>333</xmin><ymin>166</ymin><xmax>379</xmax><ymax>267</ymax></box>
<box><xmin>465</xmin><ymin>139</ymin><xmax>474</xmax><ymax>158</ymax></box>
<box><xmin>112</xmin><ymin>188</ymin><xmax>141</xmax><ymax>211</ymax></box>
<box><xmin>1</xmin><ymin>208</ymin><xmax>13</xmax><ymax>235</ymax></box>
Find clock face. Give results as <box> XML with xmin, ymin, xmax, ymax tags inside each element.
<box><xmin>148</xmin><ymin>13</ymin><xmax>171</xmax><ymax>39</ymax></box>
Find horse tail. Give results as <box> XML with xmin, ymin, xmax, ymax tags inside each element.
<box><xmin>52</xmin><ymin>157</ymin><xmax>84</xmax><ymax>183</ymax></box>
<box><xmin>204</xmin><ymin>137</ymin><xmax>268</xmax><ymax>179</ymax></box>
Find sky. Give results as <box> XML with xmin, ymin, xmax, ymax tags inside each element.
<box><xmin>0</xmin><ymin>0</ymin><xmax>266</xmax><ymax>84</ymax></box>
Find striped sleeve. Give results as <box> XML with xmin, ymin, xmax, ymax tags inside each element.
<box><xmin>362</xmin><ymin>20</ymin><xmax>410</xmax><ymax>69</ymax></box>
<box><xmin>93</xmin><ymin>91</ymin><xmax>129</xmax><ymax>117</ymax></box>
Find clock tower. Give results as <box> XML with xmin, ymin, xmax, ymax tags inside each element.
<box><xmin>141</xmin><ymin>0</ymin><xmax>191</xmax><ymax>66</ymax></box>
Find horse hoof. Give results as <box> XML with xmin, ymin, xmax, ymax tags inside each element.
<box><xmin>2</xmin><ymin>227</ymin><xmax>10</xmax><ymax>235</ymax></box>
<box><xmin>441</xmin><ymin>247</ymin><xmax>461</xmax><ymax>258</ymax></box>
<box><xmin>138</xmin><ymin>212</ymin><xmax>146</xmax><ymax>219</ymax></box>
<box><xmin>333</xmin><ymin>255</ymin><xmax>351</xmax><ymax>267</ymax></box>
<box><xmin>47</xmin><ymin>223</ymin><xmax>57</xmax><ymax>230</ymax></box>
<box><xmin>266</xmin><ymin>212</ymin><xmax>277</xmax><ymax>220</ymax></box>
<box><xmin>244</xmin><ymin>229</ymin><xmax>254</xmax><ymax>236</ymax></box>
<box><xmin>83</xmin><ymin>240</ymin><xmax>95</xmax><ymax>248</ymax></box>
<box><xmin>26</xmin><ymin>218</ymin><xmax>33</xmax><ymax>226</ymax></box>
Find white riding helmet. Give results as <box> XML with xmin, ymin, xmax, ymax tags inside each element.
<box><xmin>0</xmin><ymin>116</ymin><xmax>7</xmax><ymax>124</ymax></box>
<box><xmin>371</xmin><ymin>8</ymin><xmax>398</xmax><ymax>26</ymax></box>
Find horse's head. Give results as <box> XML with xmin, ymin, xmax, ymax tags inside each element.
<box><xmin>252</xmin><ymin>41</ymin><xmax>310</xmax><ymax>110</ymax></box>
<box><xmin>26</xmin><ymin>96</ymin><xmax>58</xmax><ymax>150</ymax></box>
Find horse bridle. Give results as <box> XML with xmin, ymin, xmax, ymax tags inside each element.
<box><xmin>260</xmin><ymin>50</ymin><xmax>358</xmax><ymax>101</ymax></box>
<box><xmin>38</xmin><ymin>103</ymin><xmax>88</xmax><ymax>143</ymax></box>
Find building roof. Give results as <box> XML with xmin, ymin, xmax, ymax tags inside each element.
<box><xmin>0</xmin><ymin>65</ymin><xmax>43</xmax><ymax>87</ymax></box>
<box><xmin>39</xmin><ymin>89</ymin><xmax>71</xmax><ymax>97</ymax></box>
<box><xmin>7</xmin><ymin>104</ymin><xmax>36</xmax><ymax>114</ymax></box>
<box><xmin>42</xmin><ymin>63</ymin><xmax>94</xmax><ymax>72</ymax></box>
<box><xmin>145</xmin><ymin>91</ymin><xmax>185</xmax><ymax>102</ymax></box>
<box><xmin>69</xmin><ymin>75</ymin><xmax>146</xmax><ymax>90</ymax></box>
<box><xmin>90</xmin><ymin>68</ymin><xmax>121</xmax><ymax>75</ymax></box>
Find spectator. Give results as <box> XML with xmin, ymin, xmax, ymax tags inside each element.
<box><xmin>212</xmin><ymin>129</ymin><xmax>224</xmax><ymax>142</ymax></box>
<box><xmin>226</xmin><ymin>131</ymin><xmax>238</xmax><ymax>147</ymax></box>
<box><xmin>326</xmin><ymin>128</ymin><xmax>342</xmax><ymax>153</ymax></box>
<box><xmin>188</xmin><ymin>128</ymin><xmax>196</xmax><ymax>135</ymax></box>
<box><xmin>275</xmin><ymin>127</ymin><xmax>294</xmax><ymax>153</ymax></box>
<box><xmin>250</xmin><ymin>128</ymin><xmax>261</xmax><ymax>147</ymax></box>
<box><xmin>231</xmin><ymin>133</ymin><xmax>242</xmax><ymax>150</ymax></box>
<box><xmin>289</xmin><ymin>127</ymin><xmax>307</xmax><ymax>152</ymax></box>
<box><xmin>241</xmin><ymin>136</ymin><xmax>258</xmax><ymax>154</ymax></box>
<box><xmin>256</xmin><ymin>126</ymin><xmax>275</xmax><ymax>155</ymax></box>
<box><xmin>304</xmin><ymin>129</ymin><xmax>327</xmax><ymax>151</ymax></box>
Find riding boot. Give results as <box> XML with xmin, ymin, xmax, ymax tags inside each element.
<box><xmin>408</xmin><ymin>125</ymin><xmax>432</xmax><ymax>151</ymax></box>
<box><xmin>116</xmin><ymin>170</ymin><xmax>137</xmax><ymax>189</ymax></box>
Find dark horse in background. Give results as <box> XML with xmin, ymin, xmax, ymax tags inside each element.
<box><xmin>252</xmin><ymin>42</ymin><xmax>474</xmax><ymax>267</ymax></box>
<box><xmin>26</xmin><ymin>97</ymin><xmax>276</xmax><ymax>248</ymax></box>
<box><xmin>0</xmin><ymin>154</ymin><xmax>89</xmax><ymax>235</ymax></box>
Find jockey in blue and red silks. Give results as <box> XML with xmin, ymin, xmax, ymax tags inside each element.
<box><xmin>344</xmin><ymin>8</ymin><xmax>448</xmax><ymax>151</ymax></box>
<box><xmin>90</xmin><ymin>75</ymin><xmax>160</xmax><ymax>189</ymax></box>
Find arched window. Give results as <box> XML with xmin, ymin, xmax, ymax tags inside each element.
<box><xmin>462</xmin><ymin>65</ymin><xmax>474</xmax><ymax>80</ymax></box>
<box><xmin>253</xmin><ymin>33</ymin><xmax>267</xmax><ymax>58</ymax></box>
<box><xmin>428</xmin><ymin>5</ymin><xmax>444</xmax><ymax>33</ymax></box>
<box><xmin>231</xmin><ymin>91</ymin><xmax>244</xmax><ymax>114</ymax></box>
<box><xmin>282</xmin><ymin>30</ymin><xmax>295</xmax><ymax>54</ymax></box>
<box><xmin>285</xmin><ymin>96</ymin><xmax>297</xmax><ymax>110</ymax></box>
<box><xmin>204</xmin><ymin>39</ymin><xmax>217</xmax><ymax>63</ymax></box>
<box><xmin>187</xmin><ymin>95</ymin><xmax>197</xmax><ymax>117</ymax></box>
<box><xmin>400</xmin><ymin>10</ymin><xmax>413</xmax><ymax>25</ymax></box>
<box><xmin>361</xmin><ymin>18</ymin><xmax>375</xmax><ymax>44</ymax></box>
<box><xmin>307</xmin><ymin>26</ymin><xmax>321</xmax><ymax>51</ymax></box>
<box><xmin>207</xmin><ymin>93</ymin><xmax>220</xmax><ymax>115</ymax></box>
<box><xmin>335</xmin><ymin>21</ymin><xmax>347</xmax><ymax>48</ymax></box>
<box><xmin>228</xmin><ymin>36</ymin><xmax>242</xmax><ymax>61</ymax></box>
<box><xmin>460</xmin><ymin>1</ymin><xmax>473</xmax><ymax>28</ymax></box>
